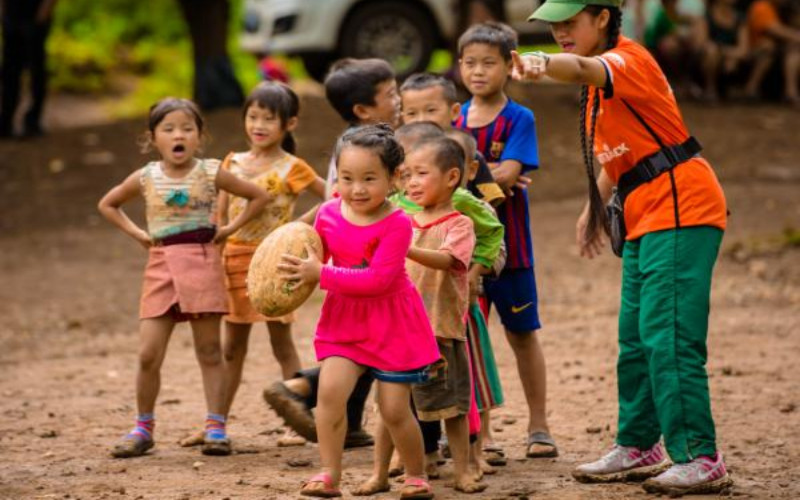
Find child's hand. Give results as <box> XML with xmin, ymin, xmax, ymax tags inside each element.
<box><xmin>467</xmin><ymin>265</ymin><xmax>484</xmax><ymax>304</ymax></box>
<box><xmin>134</xmin><ymin>229</ymin><xmax>153</xmax><ymax>249</ymax></box>
<box><xmin>576</xmin><ymin>209</ymin><xmax>605</xmax><ymax>259</ymax></box>
<box><xmin>213</xmin><ymin>225</ymin><xmax>234</xmax><ymax>244</ymax></box>
<box><xmin>511</xmin><ymin>50</ymin><xmax>548</xmax><ymax>82</ymax></box>
<box><xmin>277</xmin><ymin>242</ymin><xmax>322</xmax><ymax>290</ymax></box>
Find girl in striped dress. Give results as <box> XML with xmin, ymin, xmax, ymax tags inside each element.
<box><xmin>98</xmin><ymin>97</ymin><xmax>268</xmax><ymax>458</ymax></box>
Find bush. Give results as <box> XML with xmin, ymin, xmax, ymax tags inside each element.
<box><xmin>46</xmin><ymin>0</ymin><xmax>259</xmax><ymax>117</ymax></box>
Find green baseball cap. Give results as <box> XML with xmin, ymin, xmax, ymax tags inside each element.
<box><xmin>528</xmin><ymin>0</ymin><xmax>623</xmax><ymax>23</ymax></box>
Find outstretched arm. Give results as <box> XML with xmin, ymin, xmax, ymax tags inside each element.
<box><xmin>511</xmin><ymin>50</ymin><xmax>608</xmax><ymax>88</ymax></box>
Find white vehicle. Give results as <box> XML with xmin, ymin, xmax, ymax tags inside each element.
<box><xmin>241</xmin><ymin>0</ymin><xmax>548</xmax><ymax>81</ymax></box>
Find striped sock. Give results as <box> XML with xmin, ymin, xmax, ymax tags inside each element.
<box><xmin>127</xmin><ymin>413</ymin><xmax>154</xmax><ymax>441</ymax></box>
<box><xmin>205</xmin><ymin>413</ymin><xmax>227</xmax><ymax>441</ymax></box>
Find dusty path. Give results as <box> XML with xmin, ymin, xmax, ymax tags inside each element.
<box><xmin>0</xmin><ymin>85</ymin><xmax>798</xmax><ymax>499</ymax></box>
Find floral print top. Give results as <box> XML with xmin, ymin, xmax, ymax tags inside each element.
<box><xmin>224</xmin><ymin>152</ymin><xmax>317</xmax><ymax>245</ymax></box>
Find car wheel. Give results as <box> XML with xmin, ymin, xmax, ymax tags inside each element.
<box><xmin>339</xmin><ymin>1</ymin><xmax>438</xmax><ymax>79</ymax></box>
<box><xmin>300</xmin><ymin>52</ymin><xmax>336</xmax><ymax>83</ymax></box>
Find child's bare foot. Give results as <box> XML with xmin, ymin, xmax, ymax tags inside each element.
<box><xmin>425</xmin><ymin>460</ymin><xmax>440</xmax><ymax>480</ymax></box>
<box><xmin>453</xmin><ymin>474</ymin><xmax>487</xmax><ymax>494</ymax></box>
<box><xmin>178</xmin><ymin>430</ymin><xmax>205</xmax><ymax>447</ymax></box>
<box><xmin>479</xmin><ymin>458</ymin><xmax>496</xmax><ymax>475</ymax></box>
<box><xmin>352</xmin><ymin>475</ymin><xmax>390</xmax><ymax>496</ymax></box>
<box><xmin>277</xmin><ymin>428</ymin><xmax>307</xmax><ymax>447</ymax></box>
<box><xmin>388</xmin><ymin>450</ymin><xmax>404</xmax><ymax>477</ymax></box>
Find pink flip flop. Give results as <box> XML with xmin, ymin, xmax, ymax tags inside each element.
<box><xmin>301</xmin><ymin>472</ymin><xmax>342</xmax><ymax>498</ymax></box>
<box><xmin>401</xmin><ymin>476</ymin><xmax>434</xmax><ymax>499</ymax></box>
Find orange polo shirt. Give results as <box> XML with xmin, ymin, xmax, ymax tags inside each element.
<box><xmin>590</xmin><ymin>36</ymin><xmax>727</xmax><ymax>241</ymax></box>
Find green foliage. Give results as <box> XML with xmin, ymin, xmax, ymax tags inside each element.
<box><xmin>47</xmin><ymin>0</ymin><xmax>260</xmax><ymax>118</ymax></box>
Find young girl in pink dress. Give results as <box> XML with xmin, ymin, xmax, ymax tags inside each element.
<box><xmin>279</xmin><ymin>124</ymin><xmax>440</xmax><ymax>499</ymax></box>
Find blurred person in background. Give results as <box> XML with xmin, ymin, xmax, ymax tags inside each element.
<box><xmin>697</xmin><ymin>0</ymin><xmax>749</xmax><ymax>101</ymax></box>
<box><xmin>643</xmin><ymin>0</ymin><xmax>707</xmax><ymax>95</ymax></box>
<box><xmin>0</xmin><ymin>0</ymin><xmax>58</xmax><ymax>138</ymax></box>
<box><xmin>744</xmin><ymin>0</ymin><xmax>800</xmax><ymax>103</ymax></box>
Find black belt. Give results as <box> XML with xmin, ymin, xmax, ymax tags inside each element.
<box><xmin>153</xmin><ymin>227</ymin><xmax>216</xmax><ymax>246</ymax></box>
<box><xmin>617</xmin><ymin>136</ymin><xmax>702</xmax><ymax>202</ymax></box>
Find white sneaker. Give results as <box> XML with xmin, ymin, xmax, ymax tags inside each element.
<box><xmin>573</xmin><ymin>443</ymin><xmax>671</xmax><ymax>483</ymax></box>
<box><xmin>643</xmin><ymin>452</ymin><xmax>733</xmax><ymax>496</ymax></box>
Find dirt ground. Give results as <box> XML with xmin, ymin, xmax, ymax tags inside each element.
<box><xmin>0</xmin><ymin>84</ymin><xmax>798</xmax><ymax>500</ymax></box>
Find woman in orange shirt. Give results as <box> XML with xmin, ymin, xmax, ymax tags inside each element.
<box><xmin>513</xmin><ymin>0</ymin><xmax>731</xmax><ymax>496</ymax></box>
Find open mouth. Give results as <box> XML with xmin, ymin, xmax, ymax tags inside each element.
<box><xmin>559</xmin><ymin>42</ymin><xmax>575</xmax><ymax>52</ymax></box>
<box><xmin>172</xmin><ymin>144</ymin><xmax>186</xmax><ymax>154</ymax></box>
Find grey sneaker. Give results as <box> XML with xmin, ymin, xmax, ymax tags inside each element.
<box><xmin>573</xmin><ymin>443</ymin><xmax>671</xmax><ymax>483</ymax></box>
<box><xmin>643</xmin><ymin>452</ymin><xmax>733</xmax><ymax>496</ymax></box>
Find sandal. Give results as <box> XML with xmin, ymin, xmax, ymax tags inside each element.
<box><xmin>482</xmin><ymin>444</ymin><xmax>507</xmax><ymax>466</ymax></box>
<box><xmin>526</xmin><ymin>431</ymin><xmax>558</xmax><ymax>458</ymax></box>
<box><xmin>110</xmin><ymin>435</ymin><xmax>154</xmax><ymax>458</ymax></box>
<box><xmin>301</xmin><ymin>472</ymin><xmax>342</xmax><ymax>498</ymax></box>
<box><xmin>263</xmin><ymin>381</ymin><xmax>317</xmax><ymax>442</ymax></box>
<box><xmin>202</xmin><ymin>434</ymin><xmax>232</xmax><ymax>456</ymax></box>
<box><xmin>400</xmin><ymin>477</ymin><xmax>434</xmax><ymax>499</ymax></box>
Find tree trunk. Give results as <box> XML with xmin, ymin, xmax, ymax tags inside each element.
<box><xmin>176</xmin><ymin>0</ymin><xmax>244</xmax><ymax>110</ymax></box>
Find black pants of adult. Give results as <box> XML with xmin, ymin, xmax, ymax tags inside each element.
<box><xmin>1</xmin><ymin>19</ymin><xmax>50</xmax><ymax>135</ymax></box>
<box><xmin>296</xmin><ymin>367</ymin><xmax>373</xmax><ymax>432</ymax></box>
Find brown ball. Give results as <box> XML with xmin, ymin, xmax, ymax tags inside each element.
<box><xmin>247</xmin><ymin>222</ymin><xmax>323</xmax><ymax>317</ymax></box>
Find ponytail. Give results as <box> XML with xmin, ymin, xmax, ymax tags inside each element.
<box><xmin>282</xmin><ymin>133</ymin><xmax>297</xmax><ymax>155</ymax></box>
<box><xmin>579</xmin><ymin>6</ymin><xmax>622</xmax><ymax>241</ymax></box>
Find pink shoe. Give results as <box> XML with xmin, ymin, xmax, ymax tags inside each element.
<box><xmin>643</xmin><ymin>452</ymin><xmax>733</xmax><ymax>496</ymax></box>
<box><xmin>572</xmin><ymin>443</ymin><xmax>671</xmax><ymax>483</ymax></box>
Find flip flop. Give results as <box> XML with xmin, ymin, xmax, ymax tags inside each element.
<box><xmin>263</xmin><ymin>381</ymin><xmax>318</xmax><ymax>442</ymax></box>
<box><xmin>301</xmin><ymin>472</ymin><xmax>342</xmax><ymax>498</ymax></box>
<box><xmin>482</xmin><ymin>444</ymin><xmax>507</xmax><ymax>466</ymax></box>
<box><xmin>526</xmin><ymin>431</ymin><xmax>559</xmax><ymax>458</ymax></box>
<box><xmin>400</xmin><ymin>476</ymin><xmax>434</xmax><ymax>499</ymax></box>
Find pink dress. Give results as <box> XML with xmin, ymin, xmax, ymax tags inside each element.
<box><xmin>314</xmin><ymin>199</ymin><xmax>440</xmax><ymax>372</ymax></box>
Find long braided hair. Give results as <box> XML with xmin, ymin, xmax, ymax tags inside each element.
<box><xmin>579</xmin><ymin>6</ymin><xmax>622</xmax><ymax>241</ymax></box>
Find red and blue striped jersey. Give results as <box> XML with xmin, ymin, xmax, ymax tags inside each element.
<box><xmin>455</xmin><ymin>99</ymin><xmax>539</xmax><ymax>269</ymax></box>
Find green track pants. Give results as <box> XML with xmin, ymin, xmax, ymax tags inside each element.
<box><xmin>616</xmin><ymin>226</ymin><xmax>723</xmax><ymax>463</ymax></box>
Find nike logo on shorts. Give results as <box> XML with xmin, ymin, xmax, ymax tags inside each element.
<box><xmin>511</xmin><ymin>302</ymin><xmax>533</xmax><ymax>314</ymax></box>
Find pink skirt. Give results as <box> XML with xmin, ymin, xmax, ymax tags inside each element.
<box><xmin>139</xmin><ymin>243</ymin><xmax>228</xmax><ymax>320</ymax></box>
<box><xmin>223</xmin><ymin>243</ymin><xmax>293</xmax><ymax>324</ymax></box>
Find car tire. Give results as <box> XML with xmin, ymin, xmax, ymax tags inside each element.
<box><xmin>300</xmin><ymin>52</ymin><xmax>336</xmax><ymax>83</ymax></box>
<box><xmin>338</xmin><ymin>1</ymin><xmax>438</xmax><ymax>80</ymax></box>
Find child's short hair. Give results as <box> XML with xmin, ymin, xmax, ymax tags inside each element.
<box><xmin>142</xmin><ymin>97</ymin><xmax>205</xmax><ymax>153</ymax></box>
<box><xmin>457</xmin><ymin>21</ymin><xmax>518</xmax><ymax>61</ymax></box>
<box><xmin>243</xmin><ymin>81</ymin><xmax>300</xmax><ymax>154</ymax></box>
<box><xmin>400</xmin><ymin>73</ymin><xmax>458</xmax><ymax>104</ymax></box>
<box><xmin>335</xmin><ymin>123</ymin><xmax>404</xmax><ymax>176</ymax></box>
<box><xmin>324</xmin><ymin>58</ymin><xmax>395</xmax><ymax>124</ymax></box>
<box><xmin>415</xmin><ymin>136</ymin><xmax>465</xmax><ymax>187</ymax></box>
<box><xmin>445</xmin><ymin>129</ymin><xmax>477</xmax><ymax>164</ymax></box>
<box><xmin>395</xmin><ymin>121</ymin><xmax>444</xmax><ymax>150</ymax></box>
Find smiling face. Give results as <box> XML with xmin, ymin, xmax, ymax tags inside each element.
<box><xmin>336</xmin><ymin>146</ymin><xmax>393</xmax><ymax>216</ymax></box>
<box><xmin>244</xmin><ymin>103</ymin><xmax>294</xmax><ymax>151</ymax></box>
<box><xmin>404</xmin><ymin>145</ymin><xmax>460</xmax><ymax>208</ymax></box>
<box><xmin>152</xmin><ymin>110</ymin><xmax>200</xmax><ymax>167</ymax></box>
<box><xmin>459</xmin><ymin>43</ymin><xmax>512</xmax><ymax>98</ymax></box>
<box><xmin>550</xmin><ymin>9</ymin><xmax>610</xmax><ymax>56</ymax></box>
<box><xmin>359</xmin><ymin>79</ymin><xmax>401</xmax><ymax>128</ymax></box>
<box><xmin>401</xmin><ymin>86</ymin><xmax>459</xmax><ymax>129</ymax></box>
